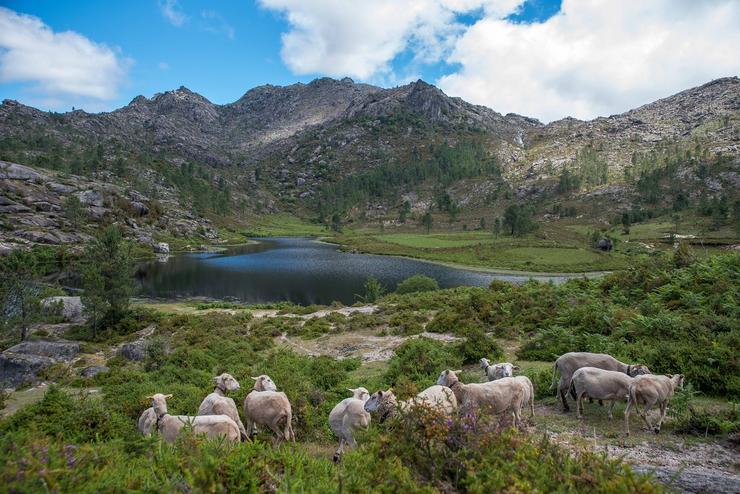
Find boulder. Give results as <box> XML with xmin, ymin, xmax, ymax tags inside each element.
<box><xmin>153</xmin><ymin>242</ymin><xmax>170</xmax><ymax>254</ymax></box>
<box><xmin>41</xmin><ymin>296</ymin><xmax>85</xmax><ymax>322</ymax></box>
<box><xmin>0</xmin><ymin>352</ymin><xmax>54</xmax><ymax>388</ymax></box>
<box><xmin>0</xmin><ymin>161</ymin><xmax>43</xmax><ymax>182</ymax></box>
<box><xmin>47</xmin><ymin>182</ymin><xmax>76</xmax><ymax>194</ymax></box>
<box><xmin>5</xmin><ymin>340</ymin><xmax>80</xmax><ymax>361</ymax></box>
<box><xmin>80</xmin><ymin>365</ymin><xmax>109</xmax><ymax>378</ymax></box>
<box><xmin>130</xmin><ymin>201</ymin><xmax>149</xmax><ymax>216</ymax></box>
<box><xmin>596</xmin><ymin>238</ymin><xmax>613</xmax><ymax>251</ymax></box>
<box><xmin>118</xmin><ymin>340</ymin><xmax>148</xmax><ymax>361</ymax></box>
<box><xmin>76</xmin><ymin>190</ymin><xmax>104</xmax><ymax>207</ymax></box>
<box><xmin>0</xmin><ymin>339</ymin><xmax>80</xmax><ymax>388</ymax></box>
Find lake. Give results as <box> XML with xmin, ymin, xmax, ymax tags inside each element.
<box><xmin>136</xmin><ymin>237</ymin><xmax>574</xmax><ymax>305</ymax></box>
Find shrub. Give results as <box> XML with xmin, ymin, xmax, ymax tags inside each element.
<box><xmin>395</xmin><ymin>275</ymin><xmax>439</xmax><ymax>295</ymax></box>
<box><xmin>455</xmin><ymin>327</ymin><xmax>504</xmax><ymax>364</ymax></box>
<box><xmin>388</xmin><ymin>310</ymin><xmax>426</xmax><ymax>335</ymax></box>
<box><xmin>384</xmin><ymin>337</ymin><xmax>462</xmax><ymax>390</ymax></box>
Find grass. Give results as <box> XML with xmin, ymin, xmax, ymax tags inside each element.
<box><xmin>242</xmin><ymin>214</ymin><xmax>329</xmax><ymax>237</ymax></box>
<box><xmin>332</xmin><ymin>230</ymin><xmax>630</xmax><ymax>272</ymax></box>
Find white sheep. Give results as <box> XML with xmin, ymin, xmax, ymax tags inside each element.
<box><xmin>243</xmin><ymin>375</ymin><xmax>295</xmax><ymax>444</ymax></box>
<box><xmin>480</xmin><ymin>359</ymin><xmax>519</xmax><ymax>381</ymax></box>
<box><xmin>137</xmin><ymin>407</ymin><xmax>157</xmax><ymax>437</ymax></box>
<box><xmin>437</xmin><ymin>369</ymin><xmax>525</xmax><ymax>428</ymax></box>
<box><xmin>148</xmin><ymin>393</ymin><xmax>240</xmax><ymax>444</ymax></box>
<box><xmin>197</xmin><ymin>373</ymin><xmax>248</xmax><ymax>441</ymax></box>
<box><xmin>329</xmin><ymin>387</ymin><xmax>371</xmax><ymax>462</ymax></box>
<box><xmin>364</xmin><ymin>385</ymin><xmax>457</xmax><ymax>422</ymax></box>
<box><xmin>571</xmin><ymin>367</ymin><xmax>634</xmax><ymax>420</ymax></box>
<box><xmin>624</xmin><ymin>374</ymin><xmax>685</xmax><ymax>435</ymax></box>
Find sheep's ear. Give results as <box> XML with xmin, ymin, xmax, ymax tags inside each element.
<box><xmin>251</xmin><ymin>376</ymin><xmax>259</xmax><ymax>380</ymax></box>
<box><xmin>164</xmin><ymin>394</ymin><xmax>173</xmax><ymax>399</ymax></box>
<box><xmin>667</xmin><ymin>374</ymin><xmax>673</xmax><ymax>379</ymax></box>
<box><xmin>347</xmin><ymin>388</ymin><xmax>355</xmax><ymax>393</ymax></box>
<box><xmin>453</xmin><ymin>369</ymin><xmax>462</xmax><ymax>374</ymax></box>
<box><xmin>145</xmin><ymin>395</ymin><xmax>153</xmax><ymax>400</ymax></box>
<box><xmin>513</xmin><ymin>366</ymin><xmax>520</xmax><ymax>371</ymax></box>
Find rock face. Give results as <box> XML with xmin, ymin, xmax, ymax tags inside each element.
<box><xmin>41</xmin><ymin>296</ymin><xmax>85</xmax><ymax>322</ymax></box>
<box><xmin>153</xmin><ymin>242</ymin><xmax>170</xmax><ymax>254</ymax></box>
<box><xmin>118</xmin><ymin>340</ymin><xmax>148</xmax><ymax>361</ymax></box>
<box><xmin>80</xmin><ymin>365</ymin><xmax>109</xmax><ymax>378</ymax></box>
<box><xmin>0</xmin><ymin>340</ymin><xmax>80</xmax><ymax>388</ymax></box>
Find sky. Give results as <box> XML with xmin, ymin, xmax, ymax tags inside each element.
<box><xmin>0</xmin><ymin>0</ymin><xmax>738</xmax><ymax>122</ymax></box>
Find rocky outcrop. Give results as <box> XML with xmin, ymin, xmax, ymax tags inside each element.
<box><xmin>80</xmin><ymin>365</ymin><xmax>109</xmax><ymax>378</ymax></box>
<box><xmin>41</xmin><ymin>296</ymin><xmax>85</xmax><ymax>322</ymax></box>
<box><xmin>117</xmin><ymin>340</ymin><xmax>148</xmax><ymax>361</ymax></box>
<box><xmin>0</xmin><ymin>339</ymin><xmax>80</xmax><ymax>388</ymax></box>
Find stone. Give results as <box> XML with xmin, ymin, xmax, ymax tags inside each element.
<box><xmin>153</xmin><ymin>242</ymin><xmax>170</xmax><ymax>254</ymax></box>
<box><xmin>0</xmin><ymin>352</ymin><xmax>54</xmax><ymax>388</ymax></box>
<box><xmin>0</xmin><ymin>161</ymin><xmax>43</xmax><ymax>181</ymax></box>
<box><xmin>80</xmin><ymin>365</ymin><xmax>109</xmax><ymax>378</ymax></box>
<box><xmin>47</xmin><ymin>182</ymin><xmax>76</xmax><ymax>194</ymax></box>
<box><xmin>76</xmin><ymin>190</ymin><xmax>104</xmax><ymax>207</ymax></box>
<box><xmin>130</xmin><ymin>201</ymin><xmax>149</xmax><ymax>216</ymax></box>
<box><xmin>41</xmin><ymin>296</ymin><xmax>85</xmax><ymax>322</ymax></box>
<box><xmin>5</xmin><ymin>340</ymin><xmax>80</xmax><ymax>361</ymax></box>
<box><xmin>118</xmin><ymin>340</ymin><xmax>148</xmax><ymax>361</ymax></box>
<box><xmin>596</xmin><ymin>238</ymin><xmax>613</xmax><ymax>251</ymax></box>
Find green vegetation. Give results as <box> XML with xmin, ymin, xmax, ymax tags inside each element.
<box><xmin>356</xmin><ymin>276</ymin><xmax>386</xmax><ymax>303</ymax></box>
<box><xmin>395</xmin><ymin>274</ymin><xmax>439</xmax><ymax>294</ymax></box>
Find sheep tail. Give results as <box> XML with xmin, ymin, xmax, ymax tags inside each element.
<box><xmin>569</xmin><ymin>379</ymin><xmax>577</xmax><ymax>401</ymax></box>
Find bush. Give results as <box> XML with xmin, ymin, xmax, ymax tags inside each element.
<box><xmin>395</xmin><ymin>275</ymin><xmax>439</xmax><ymax>295</ymax></box>
<box><xmin>384</xmin><ymin>338</ymin><xmax>462</xmax><ymax>390</ymax></box>
<box><xmin>455</xmin><ymin>327</ymin><xmax>503</xmax><ymax>364</ymax></box>
<box><xmin>388</xmin><ymin>310</ymin><xmax>426</xmax><ymax>335</ymax></box>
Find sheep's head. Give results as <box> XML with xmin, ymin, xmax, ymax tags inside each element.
<box><xmin>252</xmin><ymin>375</ymin><xmax>277</xmax><ymax>392</ymax></box>
<box><xmin>214</xmin><ymin>373</ymin><xmax>240</xmax><ymax>392</ymax></box>
<box><xmin>147</xmin><ymin>393</ymin><xmax>172</xmax><ymax>416</ymax></box>
<box><xmin>668</xmin><ymin>374</ymin><xmax>685</xmax><ymax>389</ymax></box>
<box><xmin>629</xmin><ymin>364</ymin><xmax>651</xmax><ymax>377</ymax></box>
<box><xmin>364</xmin><ymin>389</ymin><xmax>396</xmax><ymax>419</ymax></box>
<box><xmin>348</xmin><ymin>387</ymin><xmax>370</xmax><ymax>402</ymax></box>
<box><xmin>479</xmin><ymin>358</ymin><xmax>491</xmax><ymax>370</ymax></box>
<box><xmin>437</xmin><ymin>369</ymin><xmax>461</xmax><ymax>387</ymax></box>
<box><xmin>490</xmin><ymin>362</ymin><xmax>518</xmax><ymax>379</ymax></box>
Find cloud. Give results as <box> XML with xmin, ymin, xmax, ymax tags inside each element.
<box><xmin>258</xmin><ymin>0</ymin><xmax>524</xmax><ymax>80</ymax></box>
<box><xmin>160</xmin><ymin>0</ymin><xmax>187</xmax><ymax>27</ymax></box>
<box><xmin>158</xmin><ymin>62</ymin><xmax>170</xmax><ymax>70</ymax></box>
<box><xmin>0</xmin><ymin>7</ymin><xmax>131</xmax><ymax>104</ymax></box>
<box><xmin>441</xmin><ymin>0</ymin><xmax>740</xmax><ymax>122</ymax></box>
<box><xmin>261</xmin><ymin>0</ymin><xmax>740</xmax><ymax>122</ymax></box>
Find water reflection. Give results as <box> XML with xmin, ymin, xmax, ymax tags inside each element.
<box><xmin>136</xmin><ymin>237</ymin><xmax>569</xmax><ymax>305</ymax></box>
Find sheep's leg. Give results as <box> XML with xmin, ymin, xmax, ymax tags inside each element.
<box><xmin>529</xmin><ymin>396</ymin><xmax>535</xmax><ymax>418</ymax></box>
<box><xmin>607</xmin><ymin>400</ymin><xmax>615</xmax><ymax>420</ymax></box>
<box><xmin>559</xmin><ymin>379</ymin><xmax>570</xmax><ymax>412</ymax></box>
<box><xmin>576</xmin><ymin>392</ymin><xmax>585</xmax><ymax>419</ymax></box>
<box><xmin>598</xmin><ymin>400</ymin><xmax>604</xmax><ymax>406</ymax></box>
<box><xmin>268</xmin><ymin>418</ymin><xmax>285</xmax><ymax>446</ymax></box>
<box><xmin>333</xmin><ymin>437</ymin><xmax>345</xmax><ymax>463</ymax></box>
<box><xmin>654</xmin><ymin>402</ymin><xmax>668</xmax><ymax>433</ymax></box>
<box><xmin>245</xmin><ymin>418</ymin><xmax>255</xmax><ymax>439</ymax></box>
<box><xmin>624</xmin><ymin>400</ymin><xmax>632</xmax><ymax>435</ymax></box>
<box><xmin>636</xmin><ymin>402</ymin><xmax>654</xmax><ymax>431</ymax></box>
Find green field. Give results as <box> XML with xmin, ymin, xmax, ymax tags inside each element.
<box><xmin>375</xmin><ymin>232</ymin><xmax>494</xmax><ymax>249</ymax></box>
<box><xmin>242</xmin><ymin>214</ymin><xmax>329</xmax><ymax>237</ymax></box>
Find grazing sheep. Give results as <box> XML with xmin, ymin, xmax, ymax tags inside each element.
<box><xmin>364</xmin><ymin>385</ymin><xmax>457</xmax><ymax>422</ymax></box>
<box><xmin>137</xmin><ymin>407</ymin><xmax>157</xmax><ymax>437</ymax></box>
<box><xmin>148</xmin><ymin>393</ymin><xmax>240</xmax><ymax>444</ymax></box>
<box><xmin>437</xmin><ymin>370</ymin><xmax>525</xmax><ymax>427</ymax></box>
<box><xmin>480</xmin><ymin>359</ymin><xmax>519</xmax><ymax>381</ymax></box>
<box><xmin>514</xmin><ymin>375</ymin><xmax>535</xmax><ymax>418</ymax></box>
<box><xmin>197</xmin><ymin>373</ymin><xmax>248</xmax><ymax>441</ymax></box>
<box><xmin>624</xmin><ymin>374</ymin><xmax>685</xmax><ymax>435</ymax></box>
<box><xmin>329</xmin><ymin>388</ymin><xmax>371</xmax><ymax>462</ymax></box>
<box><xmin>243</xmin><ymin>375</ymin><xmax>295</xmax><ymax>444</ymax></box>
<box><xmin>570</xmin><ymin>367</ymin><xmax>633</xmax><ymax>420</ymax></box>
<box><xmin>550</xmin><ymin>352</ymin><xmax>651</xmax><ymax>411</ymax></box>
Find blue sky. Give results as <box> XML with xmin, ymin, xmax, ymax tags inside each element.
<box><xmin>0</xmin><ymin>1</ymin><xmax>738</xmax><ymax>122</ymax></box>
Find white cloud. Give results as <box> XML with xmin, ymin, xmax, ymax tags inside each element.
<box><xmin>160</xmin><ymin>0</ymin><xmax>187</xmax><ymax>27</ymax></box>
<box><xmin>201</xmin><ymin>10</ymin><xmax>235</xmax><ymax>40</ymax></box>
<box><xmin>261</xmin><ymin>0</ymin><xmax>740</xmax><ymax>122</ymax></box>
<box><xmin>0</xmin><ymin>7</ymin><xmax>131</xmax><ymax>104</ymax></box>
<box><xmin>258</xmin><ymin>0</ymin><xmax>523</xmax><ymax>80</ymax></box>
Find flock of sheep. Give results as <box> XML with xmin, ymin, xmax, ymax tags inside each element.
<box><xmin>139</xmin><ymin>351</ymin><xmax>685</xmax><ymax>460</ymax></box>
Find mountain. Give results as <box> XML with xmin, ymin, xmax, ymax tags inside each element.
<box><xmin>0</xmin><ymin>76</ymin><xmax>738</xmax><ymax>249</ymax></box>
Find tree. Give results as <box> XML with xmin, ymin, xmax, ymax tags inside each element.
<box><xmin>356</xmin><ymin>276</ymin><xmax>386</xmax><ymax>303</ymax></box>
<box><xmin>0</xmin><ymin>250</ymin><xmax>41</xmax><ymax>341</ymax></box>
<box><xmin>330</xmin><ymin>213</ymin><xmax>342</xmax><ymax>233</ymax></box>
<box><xmin>479</xmin><ymin>217</ymin><xmax>486</xmax><ymax>230</ymax></box>
<box><xmin>420</xmin><ymin>212</ymin><xmax>433</xmax><ymax>233</ymax></box>
<box><xmin>502</xmin><ymin>204</ymin><xmax>536</xmax><ymax>236</ymax></box>
<box><xmin>80</xmin><ymin>226</ymin><xmax>134</xmax><ymax>337</ymax></box>
<box><xmin>64</xmin><ymin>195</ymin><xmax>86</xmax><ymax>228</ymax></box>
<box><xmin>395</xmin><ymin>275</ymin><xmax>439</xmax><ymax>294</ymax></box>
<box><xmin>399</xmin><ymin>201</ymin><xmax>411</xmax><ymax>223</ymax></box>
<box><xmin>492</xmin><ymin>217</ymin><xmax>502</xmax><ymax>238</ymax></box>
<box><xmin>621</xmin><ymin>212</ymin><xmax>631</xmax><ymax>234</ymax></box>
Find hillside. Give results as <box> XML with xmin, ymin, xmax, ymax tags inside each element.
<box><xmin>0</xmin><ymin>77</ymin><xmax>738</xmax><ymax>251</ymax></box>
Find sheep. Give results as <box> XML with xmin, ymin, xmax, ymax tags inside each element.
<box><xmin>243</xmin><ymin>375</ymin><xmax>295</xmax><ymax>444</ymax></box>
<box><xmin>364</xmin><ymin>385</ymin><xmax>457</xmax><ymax>422</ymax></box>
<box><xmin>197</xmin><ymin>373</ymin><xmax>248</xmax><ymax>441</ymax></box>
<box><xmin>137</xmin><ymin>407</ymin><xmax>157</xmax><ymax>437</ymax></box>
<box><xmin>550</xmin><ymin>352</ymin><xmax>651</xmax><ymax>411</ymax></box>
<box><xmin>148</xmin><ymin>393</ymin><xmax>240</xmax><ymax>444</ymax></box>
<box><xmin>329</xmin><ymin>387</ymin><xmax>371</xmax><ymax>462</ymax></box>
<box><xmin>624</xmin><ymin>374</ymin><xmax>685</xmax><ymax>435</ymax></box>
<box><xmin>570</xmin><ymin>367</ymin><xmax>634</xmax><ymax>420</ymax></box>
<box><xmin>480</xmin><ymin>359</ymin><xmax>519</xmax><ymax>381</ymax></box>
<box><xmin>478</xmin><ymin>360</ymin><xmax>534</xmax><ymax>418</ymax></box>
<box><xmin>437</xmin><ymin>370</ymin><xmax>525</xmax><ymax>428</ymax></box>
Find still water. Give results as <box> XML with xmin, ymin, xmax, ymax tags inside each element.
<box><xmin>136</xmin><ymin>237</ymin><xmax>571</xmax><ymax>305</ymax></box>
